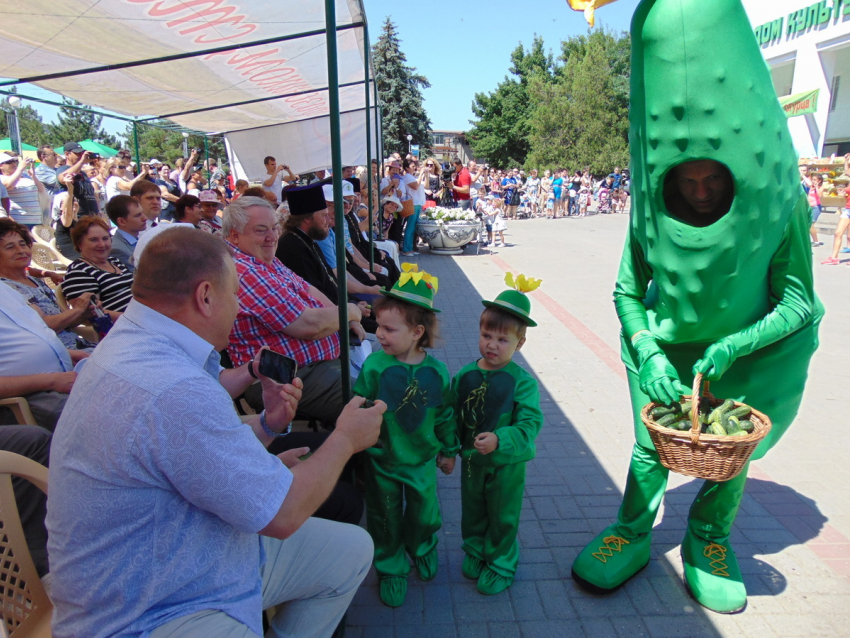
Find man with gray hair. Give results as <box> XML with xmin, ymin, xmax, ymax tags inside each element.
<box><xmin>47</xmin><ymin>226</ymin><xmax>384</xmax><ymax>637</ymax></box>
<box><xmin>224</xmin><ymin>195</ymin><xmax>364</xmax><ymax>425</ymax></box>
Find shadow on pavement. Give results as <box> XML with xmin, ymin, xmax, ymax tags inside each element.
<box><xmin>345</xmin><ymin>250</ymin><xmax>728</xmax><ymax>638</ymax></box>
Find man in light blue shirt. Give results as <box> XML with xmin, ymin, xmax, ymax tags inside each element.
<box><xmin>47</xmin><ymin>227</ymin><xmax>384</xmax><ymax>638</ymax></box>
<box><xmin>0</xmin><ymin>282</ymin><xmax>83</xmax><ymax>429</ymax></box>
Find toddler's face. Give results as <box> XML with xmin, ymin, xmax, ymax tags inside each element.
<box><xmin>376</xmin><ymin>307</ymin><xmax>423</xmax><ymax>357</ymax></box>
<box><xmin>478</xmin><ymin>327</ymin><xmax>524</xmax><ymax>370</ymax></box>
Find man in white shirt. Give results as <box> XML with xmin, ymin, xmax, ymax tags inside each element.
<box><xmin>0</xmin><ymin>283</ymin><xmax>87</xmax><ymax>429</ymax></box>
<box><xmin>262</xmin><ymin>156</ymin><xmax>298</xmax><ymax>204</ymax></box>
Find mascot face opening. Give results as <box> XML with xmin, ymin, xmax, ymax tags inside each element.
<box><xmin>662</xmin><ymin>160</ymin><xmax>735</xmax><ymax>227</ymax></box>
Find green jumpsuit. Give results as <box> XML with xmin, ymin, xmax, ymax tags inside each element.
<box><xmin>452</xmin><ymin>360</ymin><xmax>544</xmax><ymax>592</ymax></box>
<box><xmin>571</xmin><ymin>0</ymin><xmax>823</xmax><ymax>614</ymax></box>
<box><xmin>353</xmin><ymin>351</ymin><xmax>459</xmax><ymax>597</ymax></box>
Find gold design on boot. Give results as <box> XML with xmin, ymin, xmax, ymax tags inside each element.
<box><xmin>591</xmin><ymin>536</ymin><xmax>630</xmax><ymax>563</ymax></box>
<box><xmin>703</xmin><ymin>543</ymin><xmax>730</xmax><ymax>577</ymax></box>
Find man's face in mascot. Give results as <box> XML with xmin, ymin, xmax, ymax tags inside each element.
<box><xmin>674</xmin><ymin>160</ymin><xmax>733</xmax><ymax>216</ymax></box>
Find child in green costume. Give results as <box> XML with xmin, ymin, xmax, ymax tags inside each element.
<box><xmin>452</xmin><ymin>273</ymin><xmax>545</xmax><ymax>595</ymax></box>
<box><xmin>353</xmin><ymin>264</ymin><xmax>460</xmax><ymax>608</ymax></box>
<box><xmin>570</xmin><ymin>0</ymin><xmax>823</xmax><ymax>615</ymax></box>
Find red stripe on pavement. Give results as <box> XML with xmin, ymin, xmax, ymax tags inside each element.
<box><xmin>489</xmin><ymin>255</ymin><xmax>626</xmax><ymax>380</ymax></box>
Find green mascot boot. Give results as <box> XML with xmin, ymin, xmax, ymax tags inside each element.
<box><xmin>681</xmin><ymin>531</ymin><xmax>746</xmax><ymax>614</ymax></box>
<box><xmin>462</xmin><ymin>554</ymin><xmax>485</xmax><ymax>580</ymax></box>
<box><xmin>413</xmin><ymin>547</ymin><xmax>438</xmax><ymax>582</ymax></box>
<box><xmin>681</xmin><ymin>465</ymin><xmax>749</xmax><ymax>613</ymax></box>
<box><xmin>379</xmin><ymin>576</ymin><xmax>408</xmax><ymax>608</ymax></box>
<box><xmin>572</xmin><ymin>444</ymin><xmax>668</xmax><ymax>592</ymax></box>
<box><xmin>477</xmin><ymin>567</ymin><xmax>513</xmax><ymax>595</ymax></box>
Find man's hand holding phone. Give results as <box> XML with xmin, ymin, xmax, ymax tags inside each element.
<box><xmin>254</xmin><ymin>348</ymin><xmax>302</xmax><ymax>430</ymax></box>
<box><xmin>336</xmin><ymin>396</ymin><xmax>385</xmax><ymax>453</ymax></box>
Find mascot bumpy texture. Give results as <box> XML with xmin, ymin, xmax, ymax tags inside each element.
<box><xmin>570</xmin><ymin>0</ymin><xmax>823</xmax><ymax>614</ymax></box>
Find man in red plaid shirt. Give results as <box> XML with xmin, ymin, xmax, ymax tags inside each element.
<box><xmin>224</xmin><ymin>194</ymin><xmax>366</xmax><ymax>424</ymax></box>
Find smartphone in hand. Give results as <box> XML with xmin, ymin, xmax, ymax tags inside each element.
<box><xmin>258</xmin><ymin>349</ymin><xmax>298</xmax><ymax>385</ymax></box>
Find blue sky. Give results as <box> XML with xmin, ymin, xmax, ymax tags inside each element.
<box><xmin>7</xmin><ymin>0</ymin><xmax>641</xmax><ymax>139</ymax></box>
<box><xmin>364</xmin><ymin>0</ymin><xmax>640</xmax><ymax>131</ymax></box>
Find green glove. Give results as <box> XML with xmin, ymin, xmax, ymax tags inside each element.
<box><xmin>633</xmin><ymin>332</ymin><xmax>688</xmax><ymax>405</ymax></box>
<box><xmin>693</xmin><ymin>338</ymin><xmax>738</xmax><ymax>381</ymax></box>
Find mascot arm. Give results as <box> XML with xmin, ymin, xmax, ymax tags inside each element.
<box><xmin>695</xmin><ymin>207</ymin><xmax>815</xmax><ymax>380</ymax></box>
<box><xmin>494</xmin><ymin>375</ymin><xmax>544</xmax><ymax>460</ymax></box>
<box><xmin>613</xmin><ymin>229</ymin><xmax>686</xmax><ymax>405</ymax></box>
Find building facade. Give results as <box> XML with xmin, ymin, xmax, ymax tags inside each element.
<box><xmin>744</xmin><ymin>0</ymin><xmax>850</xmax><ymax>157</ymax></box>
<box><xmin>428</xmin><ymin>131</ymin><xmax>474</xmax><ymax>166</ymax></box>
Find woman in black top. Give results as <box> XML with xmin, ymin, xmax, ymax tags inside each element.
<box><xmin>61</xmin><ymin>216</ymin><xmax>133</xmax><ymax>319</ymax></box>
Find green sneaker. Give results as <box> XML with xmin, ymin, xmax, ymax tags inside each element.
<box><xmin>379</xmin><ymin>576</ymin><xmax>408</xmax><ymax>608</ymax></box>
<box><xmin>413</xmin><ymin>547</ymin><xmax>438</xmax><ymax>582</ymax></box>
<box><xmin>477</xmin><ymin>567</ymin><xmax>513</xmax><ymax>595</ymax></box>
<box><xmin>571</xmin><ymin>524</ymin><xmax>651</xmax><ymax>593</ymax></box>
<box><xmin>462</xmin><ymin>554</ymin><xmax>485</xmax><ymax>580</ymax></box>
<box><xmin>681</xmin><ymin>531</ymin><xmax>747</xmax><ymax>614</ymax></box>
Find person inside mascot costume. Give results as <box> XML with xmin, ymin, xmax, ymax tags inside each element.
<box><xmin>568</xmin><ymin>0</ymin><xmax>823</xmax><ymax>614</ymax></box>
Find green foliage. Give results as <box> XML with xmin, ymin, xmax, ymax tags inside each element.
<box><xmin>468</xmin><ymin>28</ymin><xmax>630</xmax><ymax>173</ymax></box>
<box><xmin>47</xmin><ymin>98</ymin><xmax>121</xmax><ymax>149</ymax></box>
<box><xmin>527</xmin><ymin>28</ymin><xmax>630</xmax><ymax>174</ymax></box>
<box><xmin>0</xmin><ymin>88</ymin><xmax>51</xmax><ymax>147</ymax></box>
<box><xmin>372</xmin><ymin>18</ymin><xmax>432</xmax><ymax>156</ymax></box>
<box><xmin>467</xmin><ymin>36</ymin><xmax>555</xmax><ymax>168</ymax></box>
<box><xmin>121</xmin><ymin>120</ymin><xmax>227</xmax><ymax>169</ymax></box>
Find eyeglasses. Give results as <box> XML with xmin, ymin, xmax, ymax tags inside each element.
<box><xmin>3</xmin><ymin>160</ymin><xmax>19</xmax><ymax>165</ymax></box>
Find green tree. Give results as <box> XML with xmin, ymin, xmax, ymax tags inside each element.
<box><xmin>0</xmin><ymin>89</ymin><xmax>51</xmax><ymax>147</ymax></box>
<box><xmin>47</xmin><ymin>98</ymin><xmax>121</xmax><ymax>149</ymax></box>
<box><xmin>467</xmin><ymin>36</ymin><xmax>555</xmax><ymax>168</ymax></box>
<box><xmin>372</xmin><ymin>18</ymin><xmax>432</xmax><ymax>156</ymax></box>
<box><xmin>527</xmin><ymin>28</ymin><xmax>629</xmax><ymax>174</ymax></box>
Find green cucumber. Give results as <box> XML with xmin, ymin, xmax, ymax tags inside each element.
<box><xmin>650</xmin><ymin>405</ymin><xmax>676</xmax><ymax>419</ymax></box>
<box><xmin>725</xmin><ymin>405</ymin><xmax>752</xmax><ymax>420</ymax></box>
<box><xmin>739</xmin><ymin>420</ymin><xmax>755</xmax><ymax>433</ymax></box>
<box><xmin>723</xmin><ymin>416</ymin><xmax>742</xmax><ymax>435</ymax></box>
<box><xmin>707</xmin><ymin>423</ymin><xmax>726</xmax><ymax>436</ymax></box>
<box><xmin>708</xmin><ymin>399</ymin><xmax>735</xmax><ymax>424</ymax></box>
<box><xmin>656</xmin><ymin>413</ymin><xmax>682</xmax><ymax>427</ymax></box>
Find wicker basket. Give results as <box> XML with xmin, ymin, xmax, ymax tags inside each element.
<box><xmin>641</xmin><ymin>373</ymin><xmax>771</xmax><ymax>482</ymax></box>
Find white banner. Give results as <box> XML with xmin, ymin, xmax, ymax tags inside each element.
<box><xmin>225</xmin><ymin>107</ymin><xmax>379</xmax><ymax>179</ymax></box>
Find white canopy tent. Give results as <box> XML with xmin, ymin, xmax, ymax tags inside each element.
<box><xmin>0</xmin><ymin>0</ymin><xmax>381</xmax><ymax>174</ymax></box>
<box><xmin>0</xmin><ymin>0</ymin><xmax>383</xmax><ymax>399</ymax></box>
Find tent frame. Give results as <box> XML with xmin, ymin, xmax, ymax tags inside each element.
<box><xmin>2</xmin><ymin>0</ymin><xmax>383</xmax><ymax>404</ymax></box>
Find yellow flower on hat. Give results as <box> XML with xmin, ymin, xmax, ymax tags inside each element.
<box><xmin>398</xmin><ymin>262</ymin><xmax>439</xmax><ymax>293</ymax></box>
<box><xmin>504</xmin><ymin>272</ymin><xmax>542</xmax><ymax>294</ymax></box>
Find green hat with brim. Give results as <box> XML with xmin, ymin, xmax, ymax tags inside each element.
<box><xmin>381</xmin><ymin>276</ymin><xmax>440</xmax><ymax>312</ymax></box>
<box><xmin>482</xmin><ymin>289</ymin><xmax>537</xmax><ymax>327</ymax></box>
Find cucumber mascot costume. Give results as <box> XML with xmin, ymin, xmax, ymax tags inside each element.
<box><xmin>353</xmin><ymin>267</ymin><xmax>460</xmax><ymax>608</ymax></box>
<box><xmin>569</xmin><ymin>0</ymin><xmax>823</xmax><ymax>614</ymax></box>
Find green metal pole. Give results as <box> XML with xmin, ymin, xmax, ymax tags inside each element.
<box><xmin>325</xmin><ymin>0</ymin><xmax>350</xmax><ymax>402</ymax></box>
<box><xmin>132</xmin><ymin>121</ymin><xmax>141</xmax><ymax>174</ymax></box>
<box><xmin>364</xmin><ymin>22</ymin><xmax>374</xmax><ymax>273</ymax></box>
<box><xmin>376</xmin><ymin>102</ymin><xmax>385</xmax><ymax>239</ymax></box>
<box><xmin>204</xmin><ymin>136</ymin><xmax>210</xmax><ymax>187</ymax></box>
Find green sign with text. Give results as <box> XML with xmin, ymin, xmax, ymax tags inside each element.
<box><xmin>779</xmin><ymin>89</ymin><xmax>820</xmax><ymax>116</ymax></box>
<box><xmin>754</xmin><ymin>0</ymin><xmax>850</xmax><ymax>47</ymax></box>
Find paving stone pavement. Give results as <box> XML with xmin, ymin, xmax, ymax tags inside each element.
<box><xmin>344</xmin><ymin>213</ymin><xmax>850</xmax><ymax>637</ymax></box>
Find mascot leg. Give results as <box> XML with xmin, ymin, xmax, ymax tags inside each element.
<box><xmin>572</xmin><ymin>443</ymin><xmax>669</xmax><ymax>591</ymax></box>
<box><xmin>681</xmin><ymin>465</ymin><xmax>749</xmax><ymax>614</ymax></box>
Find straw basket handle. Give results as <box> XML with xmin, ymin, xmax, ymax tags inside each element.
<box><xmin>689</xmin><ymin>373</ymin><xmax>709</xmax><ymax>444</ymax></box>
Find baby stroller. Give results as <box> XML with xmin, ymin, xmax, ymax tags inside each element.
<box><xmin>597</xmin><ymin>185</ymin><xmax>613</xmax><ymax>214</ymax></box>
<box><xmin>516</xmin><ymin>189</ymin><xmax>532</xmax><ymax>219</ymax></box>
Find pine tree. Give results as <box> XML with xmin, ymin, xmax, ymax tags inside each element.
<box><xmin>467</xmin><ymin>37</ymin><xmax>555</xmax><ymax>168</ymax></box>
<box><xmin>372</xmin><ymin>18</ymin><xmax>432</xmax><ymax>156</ymax></box>
<box><xmin>47</xmin><ymin>98</ymin><xmax>121</xmax><ymax>149</ymax></box>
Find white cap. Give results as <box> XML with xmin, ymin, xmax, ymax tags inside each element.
<box><xmin>148</xmin><ymin>158</ymin><xmax>163</xmax><ymax>166</ymax></box>
<box><xmin>322</xmin><ymin>181</ymin><xmax>354</xmax><ymax>201</ymax></box>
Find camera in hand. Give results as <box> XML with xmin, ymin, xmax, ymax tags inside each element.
<box><xmin>441</xmin><ymin>168</ymin><xmax>454</xmax><ymax>183</ymax></box>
